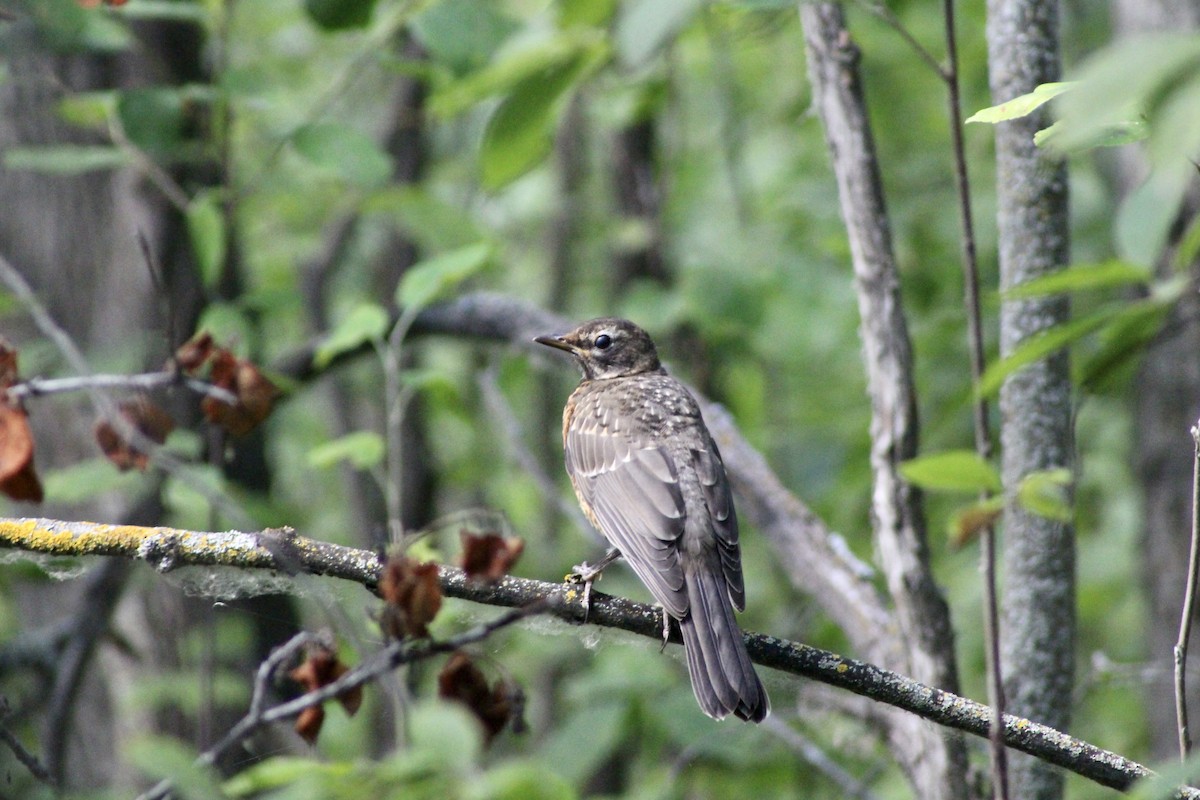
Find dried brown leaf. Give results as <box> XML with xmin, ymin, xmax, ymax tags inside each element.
<box><xmin>94</xmin><ymin>397</ymin><xmax>175</xmax><ymax>471</ymax></box>
<box><xmin>293</xmin><ymin>704</ymin><xmax>324</xmax><ymax>745</ymax></box>
<box><xmin>460</xmin><ymin>532</ymin><xmax>524</xmax><ymax>584</ymax></box>
<box><xmin>174</xmin><ymin>332</ymin><xmax>215</xmax><ymax>373</ymax></box>
<box><xmin>200</xmin><ymin>353</ymin><xmax>279</xmax><ymax>436</ymax></box>
<box><xmin>0</xmin><ymin>405</ymin><xmax>42</xmax><ymax>503</ymax></box>
<box><xmin>437</xmin><ymin>652</ymin><xmax>513</xmax><ymax>743</ymax></box>
<box><xmin>378</xmin><ymin>556</ymin><xmax>443</xmax><ymax>639</ymax></box>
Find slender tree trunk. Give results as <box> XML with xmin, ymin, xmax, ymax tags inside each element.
<box><xmin>799</xmin><ymin>4</ymin><xmax>967</xmax><ymax>798</ymax></box>
<box><xmin>987</xmin><ymin>1</ymin><xmax>1075</xmax><ymax>797</ymax></box>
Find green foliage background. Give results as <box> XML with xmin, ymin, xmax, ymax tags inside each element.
<box><xmin>4</xmin><ymin>0</ymin><xmax>1199</xmax><ymax>797</ymax></box>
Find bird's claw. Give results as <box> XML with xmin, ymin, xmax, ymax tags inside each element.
<box><xmin>660</xmin><ymin>610</ymin><xmax>671</xmax><ymax>653</ymax></box>
<box><xmin>564</xmin><ymin>548</ymin><xmax>620</xmax><ymax>623</ymax></box>
<box><xmin>566</xmin><ymin>561</ymin><xmax>604</xmax><ymax>622</ymax></box>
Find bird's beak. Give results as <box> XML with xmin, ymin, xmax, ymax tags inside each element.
<box><xmin>534</xmin><ymin>333</ymin><xmax>577</xmax><ymax>353</ymax></box>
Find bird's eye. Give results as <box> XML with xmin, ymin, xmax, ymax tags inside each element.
<box><xmin>594</xmin><ymin>334</ymin><xmax>612</xmax><ymax>350</ymax></box>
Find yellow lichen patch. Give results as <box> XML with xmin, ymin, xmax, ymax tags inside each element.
<box><xmin>5</xmin><ymin>518</ymin><xmax>84</xmax><ymax>554</ymax></box>
<box><xmin>88</xmin><ymin>524</ymin><xmax>158</xmax><ymax>554</ymax></box>
<box><xmin>836</xmin><ymin>662</ymin><xmax>849</xmax><ymax>673</ymax></box>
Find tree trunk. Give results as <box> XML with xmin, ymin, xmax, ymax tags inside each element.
<box><xmin>800</xmin><ymin>4</ymin><xmax>968</xmax><ymax>798</ymax></box>
<box><xmin>986</xmin><ymin>1</ymin><xmax>1075</xmax><ymax>797</ymax></box>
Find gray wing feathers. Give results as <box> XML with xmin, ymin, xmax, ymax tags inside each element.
<box><xmin>692</xmin><ymin>441</ymin><xmax>745</xmax><ymax>611</ymax></box>
<box><xmin>567</xmin><ymin>420</ymin><xmax>689</xmax><ymax>618</ymax></box>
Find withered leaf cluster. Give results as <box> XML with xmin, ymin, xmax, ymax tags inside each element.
<box><xmin>378</xmin><ymin>555</ymin><xmax>443</xmax><ymax>640</ymax></box>
<box><xmin>0</xmin><ymin>332</ymin><xmax>280</xmax><ymax>502</ymax></box>
<box><xmin>176</xmin><ymin>333</ymin><xmax>279</xmax><ymax>437</ymax></box>
<box><xmin>288</xmin><ymin>645</ymin><xmax>363</xmax><ymax>745</ymax></box>
<box><xmin>437</xmin><ymin>652</ymin><xmax>521</xmax><ymax>743</ymax></box>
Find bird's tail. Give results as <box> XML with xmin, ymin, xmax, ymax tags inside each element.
<box><xmin>680</xmin><ymin>566</ymin><xmax>769</xmax><ymax>722</ymax></box>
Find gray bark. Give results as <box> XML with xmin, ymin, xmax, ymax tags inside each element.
<box><xmin>799</xmin><ymin>5</ymin><xmax>967</xmax><ymax>797</ymax></box>
<box><xmin>986</xmin><ymin>1</ymin><xmax>1075</xmax><ymax>798</ymax></box>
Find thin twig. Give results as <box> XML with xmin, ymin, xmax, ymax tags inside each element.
<box><xmin>0</xmin><ymin>696</ymin><xmax>55</xmax><ymax>788</ymax></box>
<box><xmin>7</xmin><ymin>372</ymin><xmax>237</xmax><ymax>405</ymax></box>
<box><xmin>0</xmin><ymin>254</ymin><xmax>256</xmax><ymax>528</ymax></box>
<box><xmin>940</xmin><ymin>0</ymin><xmax>1008</xmax><ymax>795</ymax></box>
<box><xmin>1176</xmin><ymin>421</ymin><xmax>1200</xmax><ymax>761</ymax></box>
<box><xmin>106</xmin><ymin>113</ymin><xmax>191</xmax><ymax>213</ymax></box>
<box><xmin>854</xmin><ymin>0</ymin><xmax>945</xmax><ymax>77</ymax></box>
<box><xmin>135</xmin><ymin>602</ymin><xmax>551</xmax><ymax>800</ymax></box>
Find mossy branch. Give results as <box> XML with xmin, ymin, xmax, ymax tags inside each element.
<box><xmin>0</xmin><ymin>515</ymin><xmax>1189</xmax><ymax>796</ymax></box>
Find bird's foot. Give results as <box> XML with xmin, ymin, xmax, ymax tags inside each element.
<box><xmin>660</xmin><ymin>610</ymin><xmax>671</xmax><ymax>653</ymax></box>
<box><xmin>565</xmin><ymin>548</ymin><xmax>621</xmax><ymax>622</ymax></box>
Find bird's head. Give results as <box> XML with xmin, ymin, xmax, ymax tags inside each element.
<box><xmin>535</xmin><ymin>317</ymin><xmax>662</xmax><ymax>380</ymax></box>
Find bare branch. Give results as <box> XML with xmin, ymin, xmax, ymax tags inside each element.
<box><xmin>7</xmin><ymin>372</ymin><xmax>237</xmax><ymax>406</ymax></box>
<box><xmin>941</xmin><ymin>0</ymin><xmax>1008</xmax><ymax>791</ymax></box>
<box><xmin>1177</xmin><ymin>421</ymin><xmax>1200</xmax><ymax>761</ymax></box>
<box><xmin>0</xmin><ymin>696</ymin><xmax>55</xmax><ymax>788</ymax></box>
<box><xmin>136</xmin><ymin>603</ymin><xmax>550</xmax><ymax>800</ymax></box>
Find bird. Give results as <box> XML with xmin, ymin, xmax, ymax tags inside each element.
<box><xmin>535</xmin><ymin>317</ymin><xmax>769</xmax><ymax>722</ymax></box>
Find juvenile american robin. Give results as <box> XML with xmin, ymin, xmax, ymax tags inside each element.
<box><xmin>535</xmin><ymin>318</ymin><xmax>769</xmax><ymax>722</ymax></box>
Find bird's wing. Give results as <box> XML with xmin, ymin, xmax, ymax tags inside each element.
<box><xmin>567</xmin><ymin>411</ymin><xmax>689</xmax><ymax>619</ymax></box>
<box><xmin>690</xmin><ymin>437</ymin><xmax>745</xmax><ymax>611</ymax></box>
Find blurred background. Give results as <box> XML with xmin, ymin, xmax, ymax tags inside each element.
<box><xmin>0</xmin><ymin>0</ymin><xmax>1196</xmax><ymax>797</ymax></box>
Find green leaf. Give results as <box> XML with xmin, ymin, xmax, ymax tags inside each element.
<box><xmin>559</xmin><ymin>0</ymin><xmax>618</xmax><ymax>27</ymax></box>
<box><xmin>43</xmin><ymin>458</ymin><xmax>141</xmax><ymax>504</ymax></box>
<box><xmin>1116</xmin><ymin>165</ymin><xmax>1193</xmax><ymax>267</ymax></box>
<box><xmin>1017</xmin><ymin>468</ymin><xmax>1073</xmax><ymax>522</ymax></box>
<box><xmin>30</xmin><ymin>0</ymin><xmax>133</xmax><ymax>53</ymax></box>
<box><xmin>307</xmin><ymin>431</ymin><xmax>385</xmax><ymax>470</ymax></box>
<box><xmin>3</xmin><ymin>145</ymin><xmax>131</xmax><ymax>175</ymax></box>
<box><xmin>315</xmin><ymin>303</ymin><xmax>390</xmax><ymax>367</ymax></box>
<box><xmin>899</xmin><ymin>451</ymin><xmax>1001</xmax><ymax>494</ymax></box>
<box><xmin>1033</xmin><ymin>117</ymin><xmax>1148</xmax><ymax>150</ymax></box>
<box><xmin>480</xmin><ymin>60</ymin><xmax>586</xmax><ymax>189</ymax></box>
<box><xmin>1052</xmin><ymin>34</ymin><xmax>1200</xmax><ymax>155</ymax></box>
<box><xmin>615</xmin><ymin>0</ymin><xmax>704</xmax><ymax>67</ymax></box>
<box><xmin>397</xmin><ymin>242</ymin><xmax>492</xmax><ymax>311</ymax></box>
<box><xmin>291</xmin><ymin>122</ymin><xmax>394</xmax><ymax>188</ymax></box>
<box><xmin>965</xmin><ymin>82</ymin><xmax>1076</xmax><ymax>124</ymax></box>
<box><xmin>304</xmin><ymin>0</ymin><xmax>376</xmax><ymax>30</ymax></box>
<box><xmin>430</xmin><ymin>32</ymin><xmax>604</xmax><ymax>117</ymax></box>
<box><xmin>126</xmin><ymin>736</ymin><xmax>224</xmax><ymax>800</ymax></box>
<box><xmin>977</xmin><ymin>309</ymin><xmax>1116</xmax><ymax>398</ymax></box>
<box><xmin>1128</xmin><ymin>750</ymin><xmax>1200</xmax><ymax>800</ymax></box>
<box><xmin>467</xmin><ymin>761</ymin><xmax>577</xmax><ymax>800</ymax></box>
<box><xmin>186</xmin><ymin>192</ymin><xmax>226</xmax><ymax>290</ymax></box>
<box><xmin>408</xmin><ymin>699</ymin><xmax>484</xmax><ymax>771</ymax></box>
<box><xmin>1002</xmin><ymin>261</ymin><xmax>1150</xmax><ymax>300</ymax></box>
<box><xmin>1078</xmin><ymin>296</ymin><xmax>1176</xmax><ymax>390</ymax></box>
<box><xmin>363</xmin><ymin>186</ymin><xmax>486</xmax><ymax>251</ymax></box>
<box><xmin>225</xmin><ymin>757</ymin><xmax>354</xmax><ymax>796</ymax></box>
<box><xmin>118</xmin><ymin>87</ymin><xmax>186</xmax><ymax>154</ymax></box>
<box><xmin>412</xmin><ymin>0</ymin><xmax>519</xmax><ymax>75</ymax></box>
<box><xmin>113</xmin><ymin>1</ymin><xmax>210</xmax><ymax>23</ymax></box>
<box><xmin>57</xmin><ymin>91</ymin><xmax>117</xmax><ymax>129</ymax></box>
<box><xmin>947</xmin><ymin>496</ymin><xmax>1005</xmax><ymax>549</ymax></box>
